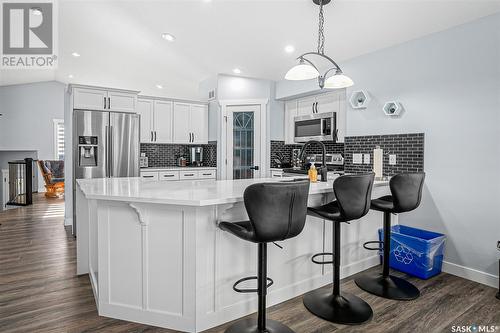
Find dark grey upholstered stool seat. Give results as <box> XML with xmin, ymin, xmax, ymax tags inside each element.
<box><xmin>219</xmin><ymin>180</ymin><xmax>310</xmax><ymax>333</ymax></box>
<box><xmin>304</xmin><ymin>173</ymin><xmax>375</xmax><ymax>325</ymax></box>
<box><xmin>355</xmin><ymin>172</ymin><xmax>426</xmax><ymax>301</ymax></box>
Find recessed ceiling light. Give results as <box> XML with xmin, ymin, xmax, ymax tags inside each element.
<box><xmin>31</xmin><ymin>7</ymin><xmax>42</xmax><ymax>16</ymax></box>
<box><xmin>232</xmin><ymin>68</ymin><xmax>241</xmax><ymax>74</ymax></box>
<box><xmin>284</xmin><ymin>45</ymin><xmax>295</xmax><ymax>53</ymax></box>
<box><xmin>72</xmin><ymin>52</ymin><xmax>80</xmax><ymax>57</ymax></box>
<box><xmin>156</xmin><ymin>84</ymin><xmax>163</xmax><ymax>89</ymax></box>
<box><xmin>68</xmin><ymin>74</ymin><xmax>74</xmax><ymax>79</ymax></box>
<box><xmin>161</xmin><ymin>33</ymin><xmax>176</xmax><ymax>42</ymax></box>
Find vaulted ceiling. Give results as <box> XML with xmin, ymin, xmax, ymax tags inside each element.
<box><xmin>1</xmin><ymin>0</ymin><xmax>499</xmax><ymax>100</ymax></box>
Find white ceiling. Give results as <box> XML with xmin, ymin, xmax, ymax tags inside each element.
<box><xmin>1</xmin><ymin>0</ymin><xmax>499</xmax><ymax>100</ymax></box>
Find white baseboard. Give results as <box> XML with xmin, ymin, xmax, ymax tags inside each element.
<box><xmin>442</xmin><ymin>261</ymin><xmax>499</xmax><ymax>288</ymax></box>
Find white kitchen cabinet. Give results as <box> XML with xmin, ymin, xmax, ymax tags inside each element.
<box><xmin>73</xmin><ymin>87</ymin><xmax>137</xmax><ymax>112</ymax></box>
<box><xmin>173</xmin><ymin>103</ymin><xmax>208</xmax><ymax>144</ymax></box>
<box><xmin>107</xmin><ymin>91</ymin><xmax>137</xmax><ymax>113</ymax></box>
<box><xmin>190</xmin><ymin>104</ymin><xmax>208</xmax><ymax>144</ymax></box>
<box><xmin>73</xmin><ymin>88</ymin><xmax>108</xmax><ymax>111</ymax></box>
<box><xmin>297</xmin><ymin>96</ymin><xmax>317</xmax><ymax>116</ymax></box>
<box><xmin>137</xmin><ymin>99</ymin><xmax>154</xmax><ymax>143</ymax></box>
<box><xmin>140</xmin><ymin>168</ymin><xmax>216</xmax><ymax>181</ymax></box>
<box><xmin>140</xmin><ymin>171</ymin><xmax>159</xmax><ymax>181</ymax></box>
<box><xmin>283</xmin><ymin>90</ymin><xmax>347</xmax><ymax>143</ymax></box>
<box><xmin>284</xmin><ymin>100</ymin><xmax>298</xmax><ymax>145</ymax></box>
<box><xmin>137</xmin><ymin>98</ymin><xmax>174</xmax><ymax>144</ymax></box>
<box><xmin>159</xmin><ymin>170</ymin><xmax>180</xmax><ymax>181</ymax></box>
<box><xmin>154</xmin><ymin>100</ymin><xmax>173</xmax><ymax>143</ymax></box>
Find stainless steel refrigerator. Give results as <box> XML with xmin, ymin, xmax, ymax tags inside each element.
<box><xmin>73</xmin><ymin>110</ymin><xmax>140</xmax><ymax>235</ymax></box>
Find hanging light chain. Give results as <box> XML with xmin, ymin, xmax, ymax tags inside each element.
<box><xmin>317</xmin><ymin>0</ymin><xmax>325</xmax><ymax>54</ymax></box>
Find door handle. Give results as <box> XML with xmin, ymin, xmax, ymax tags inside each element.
<box><xmin>154</xmin><ymin>131</ymin><xmax>157</xmax><ymax>142</ymax></box>
<box><xmin>108</xmin><ymin>97</ymin><xmax>111</xmax><ymax>109</ymax></box>
<box><xmin>109</xmin><ymin>126</ymin><xmax>113</xmax><ymax>177</ymax></box>
<box><xmin>192</xmin><ymin>132</ymin><xmax>195</xmax><ymax>142</ymax></box>
<box><xmin>315</xmin><ymin>102</ymin><xmax>319</xmax><ymax>113</ymax></box>
<box><xmin>151</xmin><ymin>131</ymin><xmax>153</xmax><ymax>142</ymax></box>
<box><xmin>250</xmin><ymin>166</ymin><xmax>259</xmax><ymax>171</ymax></box>
<box><xmin>104</xmin><ymin>97</ymin><xmax>107</xmax><ymax>110</ymax></box>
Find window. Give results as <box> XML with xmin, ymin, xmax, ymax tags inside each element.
<box><xmin>53</xmin><ymin>119</ymin><xmax>65</xmax><ymax>160</ymax></box>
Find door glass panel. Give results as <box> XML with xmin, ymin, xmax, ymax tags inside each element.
<box><xmin>233</xmin><ymin>111</ymin><xmax>254</xmax><ymax>179</ymax></box>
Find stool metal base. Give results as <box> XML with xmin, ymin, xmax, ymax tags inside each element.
<box><xmin>303</xmin><ymin>289</ymin><xmax>373</xmax><ymax>325</ymax></box>
<box><xmin>355</xmin><ymin>274</ymin><xmax>420</xmax><ymax>301</ymax></box>
<box><xmin>225</xmin><ymin>318</ymin><xmax>295</xmax><ymax>333</ymax></box>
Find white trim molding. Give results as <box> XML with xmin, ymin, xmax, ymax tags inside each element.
<box><xmin>218</xmin><ymin>99</ymin><xmax>269</xmax><ymax>180</ymax></box>
<box><xmin>442</xmin><ymin>261</ymin><xmax>499</xmax><ymax>288</ymax></box>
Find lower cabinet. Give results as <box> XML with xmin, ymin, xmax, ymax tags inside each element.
<box><xmin>140</xmin><ymin>169</ymin><xmax>216</xmax><ymax>181</ymax></box>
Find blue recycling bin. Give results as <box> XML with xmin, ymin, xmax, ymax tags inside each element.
<box><xmin>378</xmin><ymin>225</ymin><xmax>446</xmax><ymax>279</ymax></box>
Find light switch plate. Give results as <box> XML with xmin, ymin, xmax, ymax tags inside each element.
<box><xmin>389</xmin><ymin>154</ymin><xmax>397</xmax><ymax>165</ymax></box>
<box><xmin>353</xmin><ymin>153</ymin><xmax>363</xmax><ymax>164</ymax></box>
<box><xmin>363</xmin><ymin>154</ymin><xmax>370</xmax><ymax>164</ymax></box>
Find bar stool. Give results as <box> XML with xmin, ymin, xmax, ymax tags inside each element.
<box><xmin>219</xmin><ymin>180</ymin><xmax>310</xmax><ymax>333</ymax></box>
<box><xmin>304</xmin><ymin>173</ymin><xmax>375</xmax><ymax>325</ymax></box>
<box><xmin>355</xmin><ymin>172</ymin><xmax>425</xmax><ymax>301</ymax></box>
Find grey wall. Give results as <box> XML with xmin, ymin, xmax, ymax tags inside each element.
<box><xmin>0</xmin><ymin>81</ymin><xmax>66</xmax><ymax>192</ymax></box>
<box><xmin>277</xmin><ymin>13</ymin><xmax>500</xmax><ymax>278</ymax></box>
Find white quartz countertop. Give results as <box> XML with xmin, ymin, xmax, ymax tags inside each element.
<box><xmin>77</xmin><ymin>177</ymin><xmax>389</xmax><ymax>207</ymax></box>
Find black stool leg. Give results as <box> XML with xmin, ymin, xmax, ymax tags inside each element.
<box><xmin>225</xmin><ymin>243</ymin><xmax>295</xmax><ymax>333</ymax></box>
<box><xmin>355</xmin><ymin>212</ymin><xmax>420</xmax><ymax>300</ymax></box>
<box><xmin>303</xmin><ymin>222</ymin><xmax>373</xmax><ymax>325</ymax></box>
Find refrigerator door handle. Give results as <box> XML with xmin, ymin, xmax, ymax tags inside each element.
<box><xmin>109</xmin><ymin>126</ymin><xmax>113</xmax><ymax>177</ymax></box>
<box><xmin>105</xmin><ymin>126</ymin><xmax>109</xmax><ymax>177</ymax></box>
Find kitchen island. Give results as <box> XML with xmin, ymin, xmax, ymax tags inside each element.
<box><xmin>76</xmin><ymin>177</ymin><xmax>391</xmax><ymax>332</ymax></box>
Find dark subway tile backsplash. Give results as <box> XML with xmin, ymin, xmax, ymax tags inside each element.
<box><xmin>270</xmin><ymin>133</ymin><xmax>424</xmax><ymax>176</ymax></box>
<box><xmin>141</xmin><ymin>141</ymin><xmax>217</xmax><ymax>168</ymax></box>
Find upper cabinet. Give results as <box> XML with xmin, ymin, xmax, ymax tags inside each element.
<box><xmin>284</xmin><ymin>90</ymin><xmax>346</xmax><ymax>143</ymax></box>
<box><xmin>173</xmin><ymin>102</ymin><xmax>208</xmax><ymax>144</ymax></box>
<box><xmin>137</xmin><ymin>97</ymin><xmax>174</xmax><ymax>144</ymax></box>
<box><xmin>72</xmin><ymin>86</ymin><xmax>137</xmax><ymax>112</ymax></box>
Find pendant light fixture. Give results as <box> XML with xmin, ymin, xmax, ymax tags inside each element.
<box><xmin>284</xmin><ymin>0</ymin><xmax>353</xmax><ymax>89</ymax></box>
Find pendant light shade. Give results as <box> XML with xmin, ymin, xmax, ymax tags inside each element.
<box><xmin>283</xmin><ymin>0</ymin><xmax>354</xmax><ymax>90</ymax></box>
<box><xmin>285</xmin><ymin>62</ymin><xmax>320</xmax><ymax>81</ymax></box>
<box><xmin>324</xmin><ymin>73</ymin><xmax>354</xmax><ymax>89</ymax></box>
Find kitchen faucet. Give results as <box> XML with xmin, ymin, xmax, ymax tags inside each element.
<box><xmin>299</xmin><ymin>140</ymin><xmax>328</xmax><ymax>182</ymax></box>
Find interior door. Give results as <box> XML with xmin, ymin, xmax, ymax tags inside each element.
<box><xmin>154</xmin><ymin>100</ymin><xmax>173</xmax><ymax>143</ymax></box>
<box><xmin>190</xmin><ymin>104</ymin><xmax>207</xmax><ymax>144</ymax></box>
<box><xmin>172</xmin><ymin>103</ymin><xmax>190</xmax><ymax>144</ymax></box>
<box><xmin>226</xmin><ymin>105</ymin><xmax>261</xmax><ymax>180</ymax></box>
<box><xmin>110</xmin><ymin>112</ymin><xmax>139</xmax><ymax>177</ymax></box>
<box><xmin>137</xmin><ymin>99</ymin><xmax>154</xmax><ymax>143</ymax></box>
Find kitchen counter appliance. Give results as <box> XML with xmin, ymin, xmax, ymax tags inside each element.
<box><xmin>73</xmin><ymin>110</ymin><xmax>139</xmax><ymax>235</ymax></box>
<box><xmin>190</xmin><ymin>146</ymin><xmax>204</xmax><ymax>166</ymax></box>
<box><xmin>294</xmin><ymin>112</ymin><xmax>337</xmax><ymax>143</ymax></box>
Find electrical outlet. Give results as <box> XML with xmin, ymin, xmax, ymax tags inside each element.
<box><xmin>363</xmin><ymin>154</ymin><xmax>370</xmax><ymax>164</ymax></box>
<box><xmin>353</xmin><ymin>153</ymin><xmax>363</xmax><ymax>164</ymax></box>
<box><xmin>389</xmin><ymin>154</ymin><xmax>397</xmax><ymax>165</ymax></box>
<box><xmin>497</xmin><ymin>241</ymin><xmax>500</xmax><ymax>251</ymax></box>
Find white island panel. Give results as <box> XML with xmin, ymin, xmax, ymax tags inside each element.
<box><xmin>76</xmin><ymin>177</ymin><xmax>391</xmax><ymax>332</ymax></box>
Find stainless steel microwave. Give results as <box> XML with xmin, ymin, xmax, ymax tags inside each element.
<box><xmin>294</xmin><ymin>112</ymin><xmax>337</xmax><ymax>142</ymax></box>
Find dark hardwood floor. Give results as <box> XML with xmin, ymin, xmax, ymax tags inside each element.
<box><xmin>1</xmin><ymin>194</ymin><xmax>499</xmax><ymax>333</ymax></box>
